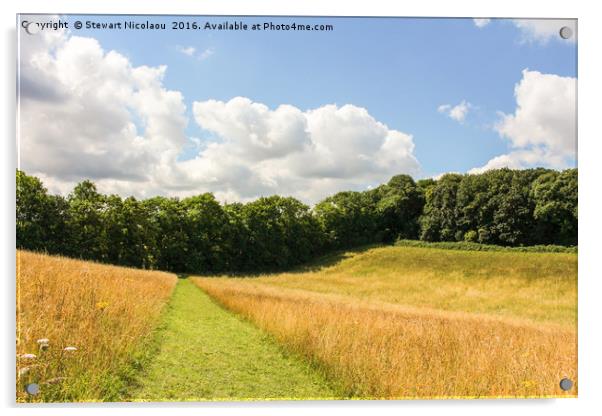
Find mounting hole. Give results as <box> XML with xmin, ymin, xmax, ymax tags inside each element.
<box><xmin>25</xmin><ymin>383</ymin><xmax>40</xmax><ymax>395</ymax></box>
<box><xmin>24</xmin><ymin>22</ymin><xmax>40</xmax><ymax>35</ymax></box>
<box><xmin>559</xmin><ymin>26</ymin><xmax>573</xmax><ymax>40</ymax></box>
<box><xmin>559</xmin><ymin>378</ymin><xmax>574</xmax><ymax>391</ymax></box>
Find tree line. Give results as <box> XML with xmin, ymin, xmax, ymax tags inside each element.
<box><xmin>16</xmin><ymin>167</ymin><xmax>577</xmax><ymax>273</ymax></box>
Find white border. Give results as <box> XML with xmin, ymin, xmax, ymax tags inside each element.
<box><xmin>3</xmin><ymin>1</ymin><xmax>601</xmax><ymax>416</ymax></box>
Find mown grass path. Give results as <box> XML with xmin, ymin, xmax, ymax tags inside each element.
<box><xmin>131</xmin><ymin>278</ymin><xmax>337</xmax><ymax>401</ymax></box>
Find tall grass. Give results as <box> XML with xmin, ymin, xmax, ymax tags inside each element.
<box><xmin>249</xmin><ymin>246</ymin><xmax>578</xmax><ymax>325</ymax></box>
<box><xmin>194</xmin><ymin>279</ymin><xmax>577</xmax><ymax>399</ymax></box>
<box><xmin>193</xmin><ymin>245</ymin><xmax>577</xmax><ymax>398</ymax></box>
<box><xmin>16</xmin><ymin>250</ymin><xmax>177</xmax><ymax>402</ymax></box>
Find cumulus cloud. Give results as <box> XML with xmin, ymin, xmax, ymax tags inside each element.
<box><xmin>19</xmin><ymin>27</ymin><xmax>187</xmax><ymax>196</ymax></box>
<box><xmin>513</xmin><ymin>19</ymin><xmax>577</xmax><ymax>44</ymax></box>
<box><xmin>187</xmin><ymin>98</ymin><xmax>420</xmax><ymax>203</ymax></box>
<box><xmin>473</xmin><ymin>18</ymin><xmax>491</xmax><ymax>28</ymax></box>
<box><xmin>470</xmin><ymin>69</ymin><xmax>576</xmax><ymax>174</ymax></box>
<box><xmin>18</xmin><ymin>28</ymin><xmax>420</xmax><ymax>204</ymax></box>
<box><xmin>438</xmin><ymin>100</ymin><xmax>472</xmax><ymax>123</ymax></box>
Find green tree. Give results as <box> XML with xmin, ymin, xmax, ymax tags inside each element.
<box><xmin>314</xmin><ymin>191</ymin><xmax>378</xmax><ymax>249</ymax></box>
<box><xmin>16</xmin><ymin>167</ymin><xmax>578</xmax><ymax>274</ymax></box>
<box><xmin>531</xmin><ymin>168</ymin><xmax>577</xmax><ymax>245</ymax></box>
<box><xmin>241</xmin><ymin>196</ymin><xmax>322</xmax><ymax>270</ymax></box>
<box><xmin>182</xmin><ymin>194</ymin><xmax>230</xmax><ymax>273</ymax></box>
<box><xmin>103</xmin><ymin>195</ymin><xmax>157</xmax><ymax>268</ymax></box>
<box><xmin>419</xmin><ymin>174</ymin><xmax>463</xmax><ymax>241</ymax></box>
<box><xmin>143</xmin><ymin>197</ymin><xmax>190</xmax><ymax>273</ymax></box>
<box><xmin>66</xmin><ymin>180</ymin><xmax>106</xmax><ymax>261</ymax></box>
<box><xmin>17</xmin><ymin>170</ymin><xmax>54</xmax><ymax>251</ymax></box>
<box><xmin>373</xmin><ymin>174</ymin><xmax>424</xmax><ymax>242</ymax></box>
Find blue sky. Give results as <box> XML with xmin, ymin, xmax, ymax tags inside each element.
<box><xmin>19</xmin><ymin>15</ymin><xmax>577</xmax><ymax>201</ymax></box>
<box><xmin>72</xmin><ymin>15</ymin><xmax>576</xmax><ymax>177</ymax></box>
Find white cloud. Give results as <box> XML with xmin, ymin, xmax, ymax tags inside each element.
<box><xmin>432</xmin><ymin>171</ymin><xmax>460</xmax><ymax>180</ymax></box>
<box><xmin>198</xmin><ymin>48</ymin><xmax>215</xmax><ymax>60</ymax></box>
<box><xmin>473</xmin><ymin>18</ymin><xmax>576</xmax><ymax>44</ymax></box>
<box><xmin>512</xmin><ymin>19</ymin><xmax>577</xmax><ymax>44</ymax></box>
<box><xmin>470</xmin><ymin>69</ymin><xmax>576</xmax><ymax>174</ymax></box>
<box><xmin>193</xmin><ymin>97</ymin><xmax>310</xmax><ymax>161</ymax></box>
<box><xmin>188</xmin><ymin>99</ymin><xmax>420</xmax><ymax>203</ymax></box>
<box><xmin>177</xmin><ymin>45</ymin><xmax>196</xmax><ymax>56</ymax></box>
<box><xmin>438</xmin><ymin>100</ymin><xmax>471</xmax><ymax>123</ymax></box>
<box><xmin>473</xmin><ymin>18</ymin><xmax>491</xmax><ymax>28</ymax></box>
<box><xmin>19</xmin><ymin>28</ymin><xmax>187</xmax><ymax>195</ymax></box>
<box><xmin>177</xmin><ymin>45</ymin><xmax>214</xmax><ymax>60</ymax></box>
<box><xmin>19</xmin><ymin>29</ymin><xmax>420</xmax><ymax>204</ymax></box>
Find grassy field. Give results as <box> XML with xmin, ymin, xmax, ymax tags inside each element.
<box><xmin>230</xmin><ymin>245</ymin><xmax>577</xmax><ymax>325</ymax></box>
<box><xmin>17</xmin><ymin>245</ymin><xmax>577</xmax><ymax>401</ymax></box>
<box><xmin>16</xmin><ymin>250</ymin><xmax>177</xmax><ymax>402</ymax></box>
<box><xmin>131</xmin><ymin>279</ymin><xmax>337</xmax><ymax>401</ymax></box>
<box><xmin>193</xmin><ymin>245</ymin><xmax>577</xmax><ymax>399</ymax></box>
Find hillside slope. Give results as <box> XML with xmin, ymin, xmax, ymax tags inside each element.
<box><xmin>232</xmin><ymin>245</ymin><xmax>577</xmax><ymax>325</ymax></box>
<box><xmin>193</xmin><ymin>245</ymin><xmax>577</xmax><ymax>398</ymax></box>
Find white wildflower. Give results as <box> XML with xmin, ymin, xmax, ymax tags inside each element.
<box><xmin>20</xmin><ymin>353</ymin><xmax>37</xmax><ymax>359</ymax></box>
<box><xmin>36</xmin><ymin>338</ymin><xmax>49</xmax><ymax>345</ymax></box>
<box><xmin>63</xmin><ymin>346</ymin><xmax>77</xmax><ymax>352</ymax></box>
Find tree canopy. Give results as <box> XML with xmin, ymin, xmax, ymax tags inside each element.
<box><xmin>16</xmin><ymin>168</ymin><xmax>577</xmax><ymax>273</ymax></box>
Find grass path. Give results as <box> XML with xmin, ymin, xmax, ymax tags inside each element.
<box><xmin>130</xmin><ymin>278</ymin><xmax>337</xmax><ymax>401</ymax></box>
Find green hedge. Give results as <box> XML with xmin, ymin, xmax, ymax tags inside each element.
<box><xmin>394</xmin><ymin>239</ymin><xmax>577</xmax><ymax>253</ymax></box>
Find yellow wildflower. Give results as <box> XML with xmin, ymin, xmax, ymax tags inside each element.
<box><xmin>95</xmin><ymin>301</ymin><xmax>109</xmax><ymax>310</ymax></box>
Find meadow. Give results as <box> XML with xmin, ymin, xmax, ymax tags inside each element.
<box><xmin>16</xmin><ymin>244</ymin><xmax>577</xmax><ymax>401</ymax></box>
<box><xmin>131</xmin><ymin>279</ymin><xmax>337</xmax><ymax>401</ymax></box>
<box><xmin>228</xmin><ymin>245</ymin><xmax>578</xmax><ymax>325</ymax></box>
<box><xmin>16</xmin><ymin>250</ymin><xmax>177</xmax><ymax>402</ymax></box>
<box><xmin>193</xmin><ymin>245</ymin><xmax>577</xmax><ymax>399</ymax></box>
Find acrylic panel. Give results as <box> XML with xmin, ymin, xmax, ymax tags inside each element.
<box><xmin>16</xmin><ymin>14</ymin><xmax>577</xmax><ymax>402</ymax></box>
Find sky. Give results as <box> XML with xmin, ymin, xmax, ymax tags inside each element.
<box><xmin>17</xmin><ymin>15</ymin><xmax>577</xmax><ymax>204</ymax></box>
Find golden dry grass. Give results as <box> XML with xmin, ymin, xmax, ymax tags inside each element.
<box><xmin>16</xmin><ymin>250</ymin><xmax>177</xmax><ymax>402</ymax></box>
<box><xmin>193</xmin><ymin>246</ymin><xmax>577</xmax><ymax>399</ymax></box>
<box><xmin>242</xmin><ymin>246</ymin><xmax>578</xmax><ymax>325</ymax></box>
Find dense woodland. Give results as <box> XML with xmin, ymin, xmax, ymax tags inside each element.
<box><xmin>16</xmin><ymin>168</ymin><xmax>577</xmax><ymax>273</ymax></box>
